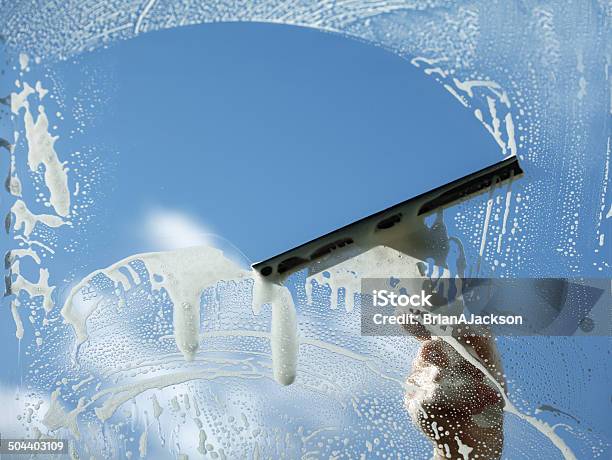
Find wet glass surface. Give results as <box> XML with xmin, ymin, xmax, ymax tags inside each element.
<box><xmin>1</xmin><ymin>2</ymin><xmax>610</xmax><ymax>459</ymax></box>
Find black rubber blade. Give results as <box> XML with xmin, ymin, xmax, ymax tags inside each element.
<box><xmin>253</xmin><ymin>156</ymin><xmax>523</xmax><ymax>279</ymax></box>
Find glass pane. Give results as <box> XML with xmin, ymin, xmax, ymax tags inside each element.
<box><xmin>1</xmin><ymin>3</ymin><xmax>609</xmax><ymax>460</ymax></box>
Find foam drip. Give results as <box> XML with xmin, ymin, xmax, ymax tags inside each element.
<box><xmin>61</xmin><ymin>246</ymin><xmax>300</xmax><ymax>386</ymax></box>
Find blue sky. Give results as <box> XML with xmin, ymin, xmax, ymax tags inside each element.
<box><xmin>64</xmin><ymin>22</ymin><xmax>501</xmax><ymax>266</ymax></box>
<box><xmin>0</xmin><ymin>18</ymin><xmax>504</xmax><ymax>427</ymax></box>
<box><xmin>1</xmin><ymin>20</ymin><xmax>503</xmax><ymax>390</ymax></box>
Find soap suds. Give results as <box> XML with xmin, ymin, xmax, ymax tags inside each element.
<box><xmin>61</xmin><ymin>246</ymin><xmax>300</xmax><ymax>386</ymax></box>
<box><xmin>10</xmin><ymin>199</ymin><xmax>66</xmax><ymax>238</ymax></box>
<box><xmin>23</xmin><ymin>105</ymin><xmax>71</xmax><ymax>217</ymax></box>
<box><xmin>61</xmin><ymin>246</ymin><xmax>249</xmax><ymax>358</ymax></box>
<box><xmin>2</xmin><ymin>3</ymin><xmax>607</xmax><ymax>459</ymax></box>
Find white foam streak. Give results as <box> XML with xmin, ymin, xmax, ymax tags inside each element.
<box><xmin>11</xmin><ymin>199</ymin><xmax>66</xmax><ymax>237</ymax></box>
<box><xmin>253</xmin><ymin>276</ymin><xmax>299</xmax><ymax>385</ymax></box>
<box><xmin>61</xmin><ymin>246</ymin><xmax>300</xmax><ymax>385</ymax></box>
<box><xmin>61</xmin><ymin>247</ymin><xmax>248</xmax><ymax>360</ymax></box>
<box><xmin>23</xmin><ymin>105</ymin><xmax>70</xmax><ymax>217</ymax></box>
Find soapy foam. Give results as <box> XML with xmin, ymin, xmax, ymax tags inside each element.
<box><xmin>300</xmin><ymin>229</ymin><xmax>579</xmax><ymax>459</ymax></box>
<box><xmin>51</xmin><ymin>207</ymin><xmax>579</xmax><ymax>458</ymax></box>
<box><xmin>2</xmin><ymin>5</ymin><xmax>608</xmax><ymax>458</ymax></box>
<box><xmin>23</xmin><ymin>105</ymin><xmax>71</xmax><ymax>217</ymax></box>
<box><xmin>61</xmin><ymin>246</ymin><xmax>299</xmax><ymax>386</ymax></box>
<box><xmin>253</xmin><ymin>276</ymin><xmax>298</xmax><ymax>385</ymax></box>
<box><xmin>9</xmin><ymin>264</ymin><xmax>55</xmax><ymax>312</ymax></box>
<box><xmin>7</xmin><ymin>248</ymin><xmax>42</xmax><ymax>265</ymax></box>
<box><xmin>61</xmin><ymin>247</ymin><xmax>248</xmax><ymax>358</ymax></box>
<box><xmin>306</xmin><ymin>245</ymin><xmax>424</xmax><ymax>311</ymax></box>
<box><xmin>11</xmin><ymin>67</ymin><xmax>71</xmax><ymax>217</ymax></box>
<box><xmin>10</xmin><ymin>199</ymin><xmax>66</xmax><ymax>238</ymax></box>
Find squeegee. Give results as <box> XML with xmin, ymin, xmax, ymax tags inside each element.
<box><xmin>253</xmin><ymin>156</ymin><xmax>523</xmax><ymax>282</ymax></box>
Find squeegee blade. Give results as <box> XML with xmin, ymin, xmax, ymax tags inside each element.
<box><xmin>253</xmin><ymin>156</ymin><xmax>522</xmax><ymax>280</ymax></box>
